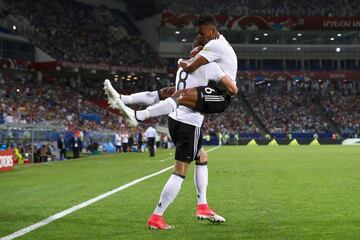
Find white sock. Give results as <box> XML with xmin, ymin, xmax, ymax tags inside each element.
<box><xmin>136</xmin><ymin>97</ymin><xmax>177</xmax><ymax>121</ymax></box>
<box><xmin>194</xmin><ymin>163</ymin><xmax>208</xmax><ymax>205</ymax></box>
<box><xmin>154</xmin><ymin>173</ymin><xmax>185</xmax><ymax>216</ymax></box>
<box><xmin>121</xmin><ymin>91</ymin><xmax>159</xmax><ymax>105</ymax></box>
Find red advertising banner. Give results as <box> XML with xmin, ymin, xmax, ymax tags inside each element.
<box><xmin>0</xmin><ymin>149</ymin><xmax>14</xmax><ymax>172</ymax></box>
<box><xmin>162</xmin><ymin>12</ymin><xmax>360</xmax><ymax>31</ymax></box>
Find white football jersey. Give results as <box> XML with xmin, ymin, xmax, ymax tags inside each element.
<box><xmin>198</xmin><ymin>34</ymin><xmax>238</xmax><ymax>84</ymax></box>
<box><xmin>145</xmin><ymin>126</ymin><xmax>157</xmax><ymax>138</ymax></box>
<box><xmin>169</xmin><ymin>62</ymin><xmax>225</xmax><ymax>127</ymax></box>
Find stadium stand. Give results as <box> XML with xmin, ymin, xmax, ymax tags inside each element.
<box><xmin>246</xmin><ymin>89</ymin><xmax>330</xmax><ymax>134</ymax></box>
<box><xmin>0</xmin><ymin>70</ymin><xmax>170</xmax><ymax>131</ymax></box>
<box><xmin>203</xmin><ymin>97</ymin><xmax>259</xmax><ymax>135</ymax></box>
<box><xmin>1</xmin><ymin>0</ymin><xmax>166</xmax><ymax>67</ymax></box>
<box><xmin>0</xmin><ymin>0</ymin><xmax>359</xmax><ymax>155</ymax></box>
<box><xmin>0</xmin><ymin>72</ymin><xmax>125</xmax><ymax>131</ymax></box>
<box><xmin>163</xmin><ymin>0</ymin><xmax>357</xmax><ymax>16</ymax></box>
<box><xmin>322</xmin><ymin>92</ymin><xmax>360</xmax><ymax>135</ymax></box>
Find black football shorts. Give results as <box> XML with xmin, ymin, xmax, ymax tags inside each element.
<box><xmin>168</xmin><ymin>117</ymin><xmax>202</xmax><ymax>163</ymax></box>
<box><xmin>194</xmin><ymin>82</ymin><xmax>231</xmax><ymax>114</ymax></box>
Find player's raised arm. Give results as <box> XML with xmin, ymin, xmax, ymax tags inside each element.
<box><xmin>204</xmin><ymin>62</ymin><xmax>238</xmax><ymax>96</ymax></box>
<box><xmin>177</xmin><ymin>37</ymin><xmax>208</xmax><ymax>73</ymax></box>
<box><xmin>218</xmin><ymin>75</ymin><xmax>238</xmax><ymax>96</ymax></box>
<box><xmin>178</xmin><ymin>54</ymin><xmax>208</xmax><ymax>73</ymax></box>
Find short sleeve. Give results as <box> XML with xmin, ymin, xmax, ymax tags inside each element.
<box><xmin>205</xmin><ymin>63</ymin><xmax>226</xmax><ymax>82</ymax></box>
<box><xmin>198</xmin><ymin>39</ymin><xmax>223</xmax><ymax>63</ymax></box>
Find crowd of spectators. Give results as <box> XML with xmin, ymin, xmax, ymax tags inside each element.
<box><xmin>0</xmin><ymin>72</ymin><xmax>132</xmax><ymax>132</ymax></box>
<box><xmin>203</xmin><ymin>97</ymin><xmax>259</xmax><ymax>135</ymax></box>
<box><xmin>322</xmin><ymin>92</ymin><xmax>360</xmax><ymax>134</ymax></box>
<box><xmin>164</xmin><ymin>0</ymin><xmax>357</xmax><ymax>17</ymax></box>
<box><xmin>0</xmin><ymin>0</ymin><xmax>166</xmax><ymax>68</ymax></box>
<box><xmin>246</xmin><ymin>83</ymin><xmax>331</xmax><ymax>133</ymax></box>
<box><xmin>0</xmin><ymin>71</ymin><xmax>171</xmax><ymax>137</ymax></box>
<box><xmin>1</xmin><ymin>71</ymin><xmax>359</xmax><ymax>138</ymax></box>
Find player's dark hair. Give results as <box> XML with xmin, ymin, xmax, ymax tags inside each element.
<box><xmin>193</xmin><ymin>13</ymin><xmax>216</xmax><ymax>26</ymax></box>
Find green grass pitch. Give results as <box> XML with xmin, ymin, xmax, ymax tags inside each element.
<box><xmin>1</xmin><ymin>145</ymin><xmax>360</xmax><ymax>240</ymax></box>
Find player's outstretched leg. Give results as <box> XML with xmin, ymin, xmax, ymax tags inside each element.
<box><xmin>104</xmin><ymin>80</ymin><xmax>182</xmax><ymax>127</ymax></box>
<box><xmin>195</xmin><ymin>148</ymin><xmax>225</xmax><ymax>223</ymax></box>
<box><xmin>106</xmin><ymin>88</ymin><xmax>197</xmax><ymax>127</ymax></box>
<box><xmin>121</xmin><ymin>87</ymin><xmax>176</xmax><ymax>106</ymax></box>
<box><xmin>103</xmin><ymin>79</ymin><xmax>120</xmax><ymax>104</ymax></box>
<box><xmin>104</xmin><ymin>79</ymin><xmax>175</xmax><ymax>106</ymax></box>
<box><xmin>106</xmin><ymin>94</ymin><xmax>176</xmax><ymax>127</ymax></box>
<box><xmin>104</xmin><ymin>80</ymin><xmax>139</xmax><ymax>127</ymax></box>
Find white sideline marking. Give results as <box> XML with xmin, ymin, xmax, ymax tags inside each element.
<box><xmin>1</xmin><ymin>146</ymin><xmax>220</xmax><ymax>240</ymax></box>
<box><xmin>205</xmin><ymin>145</ymin><xmax>221</xmax><ymax>153</ymax></box>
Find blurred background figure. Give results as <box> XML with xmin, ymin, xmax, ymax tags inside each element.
<box><xmin>115</xmin><ymin>130</ymin><xmax>122</xmax><ymax>154</ymax></box>
<box><xmin>57</xmin><ymin>134</ymin><xmax>67</xmax><ymax>160</ymax></box>
<box><xmin>136</xmin><ymin>127</ymin><xmax>143</xmax><ymax>152</ymax></box>
<box><xmin>70</xmin><ymin>134</ymin><xmax>82</xmax><ymax>158</ymax></box>
<box><xmin>14</xmin><ymin>144</ymin><xmax>24</xmax><ymax>165</ymax></box>
<box><xmin>121</xmin><ymin>131</ymin><xmax>129</xmax><ymax>153</ymax></box>
<box><xmin>146</xmin><ymin>125</ymin><xmax>157</xmax><ymax>157</ymax></box>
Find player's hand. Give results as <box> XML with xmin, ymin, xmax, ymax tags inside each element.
<box><xmin>178</xmin><ymin>59</ymin><xmax>192</xmax><ymax>70</ymax></box>
<box><xmin>199</xmin><ymin>148</ymin><xmax>208</xmax><ymax>162</ymax></box>
<box><xmin>177</xmin><ymin>58</ymin><xmax>184</xmax><ymax>65</ymax></box>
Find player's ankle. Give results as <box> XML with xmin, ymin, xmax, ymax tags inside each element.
<box><xmin>120</xmin><ymin>95</ymin><xmax>133</xmax><ymax>105</ymax></box>
<box><xmin>135</xmin><ymin>110</ymin><xmax>149</xmax><ymax>121</ymax></box>
<box><xmin>197</xmin><ymin>203</ymin><xmax>209</xmax><ymax>209</ymax></box>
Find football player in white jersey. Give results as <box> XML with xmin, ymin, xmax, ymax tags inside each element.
<box><xmin>179</xmin><ymin>14</ymin><xmax>238</xmax><ymax>83</ymax></box>
<box><xmin>104</xmin><ymin>42</ymin><xmax>232</xmax><ymax>230</ymax></box>
<box><xmin>146</xmin><ymin>55</ymin><xmax>227</xmax><ymax>230</ymax></box>
<box><xmin>104</xmin><ymin>14</ymin><xmax>238</xmax><ymax>127</ymax></box>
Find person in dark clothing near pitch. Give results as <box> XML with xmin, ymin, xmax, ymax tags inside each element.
<box><xmin>57</xmin><ymin>134</ymin><xmax>67</xmax><ymax>160</ymax></box>
<box><xmin>136</xmin><ymin>127</ymin><xmax>143</xmax><ymax>152</ymax></box>
<box><xmin>70</xmin><ymin>135</ymin><xmax>82</xmax><ymax>158</ymax></box>
<box><xmin>145</xmin><ymin>126</ymin><xmax>157</xmax><ymax>157</ymax></box>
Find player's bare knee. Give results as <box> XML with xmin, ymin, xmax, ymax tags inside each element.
<box><xmin>174</xmin><ymin>160</ymin><xmax>189</xmax><ymax>176</ymax></box>
<box><xmin>171</xmin><ymin>89</ymin><xmax>188</xmax><ymax>103</ymax></box>
<box><xmin>159</xmin><ymin>87</ymin><xmax>176</xmax><ymax>100</ymax></box>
